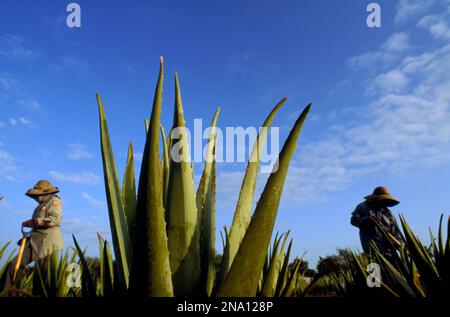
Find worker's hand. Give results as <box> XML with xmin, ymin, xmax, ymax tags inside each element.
<box><xmin>22</xmin><ymin>219</ymin><xmax>35</xmax><ymax>228</ymax></box>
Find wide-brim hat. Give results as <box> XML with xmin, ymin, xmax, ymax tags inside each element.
<box><xmin>25</xmin><ymin>180</ymin><xmax>59</xmax><ymax>197</ymax></box>
<box><xmin>364</xmin><ymin>186</ymin><xmax>399</xmax><ymax>207</ymax></box>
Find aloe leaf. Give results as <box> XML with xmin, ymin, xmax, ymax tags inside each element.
<box><xmin>281</xmin><ymin>259</ymin><xmax>301</xmax><ymax>297</ymax></box>
<box><xmin>196</xmin><ymin>108</ymin><xmax>220</xmax><ymax>215</ymax></box>
<box><xmin>145</xmin><ymin>119</ymin><xmax>150</xmax><ymax>134</ymax></box>
<box><xmin>196</xmin><ymin>110</ymin><xmax>219</xmax><ymax>297</ymax></box>
<box><xmin>97</xmin><ymin>234</ymin><xmax>105</xmax><ymax>296</ymax></box>
<box><xmin>166</xmin><ymin>72</ymin><xmax>200</xmax><ymax>296</ymax></box>
<box><xmin>129</xmin><ymin>57</ymin><xmax>174</xmax><ymax>296</ymax></box>
<box><xmin>217</xmin><ymin>103</ymin><xmax>311</xmax><ymax>297</ymax></box>
<box><xmin>103</xmin><ymin>240</ymin><xmax>114</xmax><ymax>297</ymax></box>
<box><xmin>221</xmin><ymin>98</ymin><xmax>287</xmax><ymax>278</ymax></box>
<box><xmin>372</xmin><ymin>247</ymin><xmax>417</xmax><ymax>297</ymax></box>
<box><xmin>275</xmin><ymin>239</ymin><xmax>293</xmax><ymax>296</ymax></box>
<box><xmin>97</xmin><ymin>93</ymin><xmax>132</xmax><ymax>289</ymax></box>
<box><xmin>122</xmin><ymin>142</ymin><xmax>137</xmax><ymax>243</ymax></box>
<box><xmin>160</xmin><ymin>124</ymin><xmax>170</xmax><ymax>209</ymax></box>
<box><xmin>399</xmin><ymin>215</ymin><xmax>444</xmax><ymax>296</ymax></box>
<box><xmin>72</xmin><ymin>235</ymin><xmax>96</xmax><ymax>298</ymax></box>
<box><xmin>261</xmin><ymin>233</ymin><xmax>287</xmax><ymax>297</ymax></box>
<box><xmin>199</xmin><ymin>138</ymin><xmax>217</xmax><ymax>297</ymax></box>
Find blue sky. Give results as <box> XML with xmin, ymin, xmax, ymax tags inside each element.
<box><xmin>1</xmin><ymin>0</ymin><xmax>450</xmax><ymax>268</ymax></box>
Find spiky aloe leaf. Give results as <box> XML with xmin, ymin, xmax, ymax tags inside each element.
<box><xmin>103</xmin><ymin>240</ymin><xmax>114</xmax><ymax>297</ymax></box>
<box><xmin>145</xmin><ymin>119</ymin><xmax>150</xmax><ymax>134</ymax></box>
<box><xmin>73</xmin><ymin>235</ymin><xmax>96</xmax><ymax>298</ymax></box>
<box><xmin>160</xmin><ymin>124</ymin><xmax>170</xmax><ymax>208</ymax></box>
<box><xmin>196</xmin><ymin>110</ymin><xmax>219</xmax><ymax>297</ymax></box>
<box><xmin>217</xmin><ymin>104</ymin><xmax>311</xmax><ymax>297</ymax></box>
<box><xmin>129</xmin><ymin>57</ymin><xmax>174</xmax><ymax>296</ymax></box>
<box><xmin>0</xmin><ymin>242</ymin><xmax>14</xmax><ymax>279</ymax></box>
<box><xmin>196</xmin><ymin>108</ymin><xmax>220</xmax><ymax>214</ymax></box>
<box><xmin>275</xmin><ymin>239</ymin><xmax>293</xmax><ymax>296</ymax></box>
<box><xmin>166</xmin><ymin>72</ymin><xmax>200</xmax><ymax>296</ymax></box>
<box><xmin>97</xmin><ymin>93</ymin><xmax>132</xmax><ymax>290</ymax></box>
<box><xmin>122</xmin><ymin>142</ymin><xmax>137</xmax><ymax>244</ymax></box>
<box><xmin>399</xmin><ymin>215</ymin><xmax>445</xmax><ymax>296</ymax></box>
<box><xmin>199</xmin><ymin>139</ymin><xmax>217</xmax><ymax>297</ymax></box>
<box><xmin>221</xmin><ymin>98</ymin><xmax>287</xmax><ymax>279</ymax></box>
<box><xmin>371</xmin><ymin>245</ymin><xmax>418</xmax><ymax>297</ymax></box>
<box><xmin>281</xmin><ymin>259</ymin><xmax>301</xmax><ymax>297</ymax></box>
<box><xmin>261</xmin><ymin>233</ymin><xmax>287</xmax><ymax>297</ymax></box>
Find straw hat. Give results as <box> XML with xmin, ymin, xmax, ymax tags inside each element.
<box><xmin>364</xmin><ymin>186</ymin><xmax>399</xmax><ymax>207</ymax></box>
<box><xmin>25</xmin><ymin>180</ymin><xmax>59</xmax><ymax>197</ymax></box>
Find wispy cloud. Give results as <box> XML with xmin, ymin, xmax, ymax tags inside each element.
<box><xmin>51</xmin><ymin>55</ymin><xmax>88</xmax><ymax>72</ymax></box>
<box><xmin>0</xmin><ymin>34</ymin><xmax>40</xmax><ymax>61</ymax></box>
<box><xmin>17</xmin><ymin>98</ymin><xmax>42</xmax><ymax>111</ymax></box>
<box><xmin>418</xmin><ymin>13</ymin><xmax>450</xmax><ymax>40</ymax></box>
<box><xmin>9</xmin><ymin>117</ymin><xmax>33</xmax><ymax>127</ymax></box>
<box><xmin>282</xmin><ymin>18</ymin><xmax>450</xmax><ymax>204</ymax></box>
<box><xmin>67</xmin><ymin>143</ymin><xmax>94</xmax><ymax>160</ymax></box>
<box><xmin>62</xmin><ymin>217</ymin><xmax>111</xmax><ymax>247</ymax></box>
<box><xmin>394</xmin><ymin>0</ymin><xmax>441</xmax><ymax>24</ymax></box>
<box><xmin>81</xmin><ymin>192</ymin><xmax>107</xmax><ymax>210</ymax></box>
<box><xmin>348</xmin><ymin>33</ymin><xmax>412</xmax><ymax>72</ymax></box>
<box><xmin>0</xmin><ymin>144</ymin><xmax>21</xmax><ymax>182</ymax></box>
<box><xmin>49</xmin><ymin>170</ymin><xmax>100</xmax><ymax>185</ymax></box>
<box><xmin>226</xmin><ymin>52</ymin><xmax>254</xmax><ymax>77</ymax></box>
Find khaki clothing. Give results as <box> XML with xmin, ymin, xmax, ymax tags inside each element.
<box><xmin>30</xmin><ymin>194</ymin><xmax>64</xmax><ymax>260</ymax></box>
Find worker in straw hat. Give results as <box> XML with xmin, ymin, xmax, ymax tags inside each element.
<box><xmin>350</xmin><ymin>186</ymin><xmax>402</xmax><ymax>260</ymax></box>
<box><xmin>0</xmin><ymin>180</ymin><xmax>64</xmax><ymax>291</ymax></box>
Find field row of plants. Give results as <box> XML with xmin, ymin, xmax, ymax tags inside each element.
<box><xmin>1</xmin><ymin>58</ymin><xmax>449</xmax><ymax>297</ymax></box>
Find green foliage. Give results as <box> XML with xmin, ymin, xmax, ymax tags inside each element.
<box><xmin>96</xmin><ymin>58</ymin><xmax>311</xmax><ymax>297</ymax></box>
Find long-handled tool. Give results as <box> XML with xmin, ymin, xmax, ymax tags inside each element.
<box><xmin>12</xmin><ymin>226</ymin><xmax>31</xmax><ymax>284</ymax></box>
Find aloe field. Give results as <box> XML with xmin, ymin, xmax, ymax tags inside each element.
<box><xmin>1</xmin><ymin>59</ymin><xmax>449</xmax><ymax>298</ymax></box>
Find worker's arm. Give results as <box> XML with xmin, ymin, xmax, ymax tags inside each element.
<box><xmin>350</xmin><ymin>204</ymin><xmax>373</xmax><ymax>228</ymax></box>
<box><xmin>22</xmin><ymin>219</ymin><xmax>35</xmax><ymax>228</ymax></box>
<box><xmin>33</xmin><ymin>199</ymin><xmax>62</xmax><ymax>228</ymax></box>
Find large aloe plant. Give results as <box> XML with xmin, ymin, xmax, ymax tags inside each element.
<box><xmin>95</xmin><ymin>57</ymin><xmax>311</xmax><ymax>297</ymax></box>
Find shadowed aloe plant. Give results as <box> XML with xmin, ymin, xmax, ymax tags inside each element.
<box><xmin>310</xmin><ymin>215</ymin><xmax>450</xmax><ymax>298</ymax></box>
<box><xmin>95</xmin><ymin>57</ymin><xmax>311</xmax><ymax>297</ymax></box>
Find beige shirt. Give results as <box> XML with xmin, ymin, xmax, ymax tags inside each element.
<box><xmin>30</xmin><ymin>194</ymin><xmax>64</xmax><ymax>260</ymax></box>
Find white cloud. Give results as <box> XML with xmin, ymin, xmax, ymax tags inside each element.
<box><xmin>17</xmin><ymin>98</ymin><xmax>41</xmax><ymax>110</ymax></box>
<box><xmin>18</xmin><ymin>117</ymin><xmax>32</xmax><ymax>125</ymax></box>
<box><xmin>0</xmin><ymin>121</ymin><xmax>4</xmax><ymax>128</ymax></box>
<box><xmin>0</xmin><ymin>34</ymin><xmax>40</xmax><ymax>61</ymax></box>
<box><xmin>0</xmin><ymin>145</ymin><xmax>21</xmax><ymax>181</ymax></box>
<box><xmin>51</xmin><ymin>55</ymin><xmax>88</xmax><ymax>72</ymax></box>
<box><xmin>62</xmin><ymin>217</ymin><xmax>111</xmax><ymax>247</ymax></box>
<box><xmin>81</xmin><ymin>192</ymin><xmax>107</xmax><ymax>210</ymax></box>
<box><xmin>372</xmin><ymin>69</ymin><xmax>409</xmax><ymax>94</ymax></box>
<box><xmin>418</xmin><ymin>14</ymin><xmax>450</xmax><ymax>40</ymax></box>
<box><xmin>348</xmin><ymin>33</ymin><xmax>411</xmax><ymax>71</ymax></box>
<box><xmin>49</xmin><ymin>170</ymin><xmax>100</xmax><ymax>185</ymax></box>
<box><xmin>381</xmin><ymin>33</ymin><xmax>412</xmax><ymax>52</ymax></box>
<box><xmin>9</xmin><ymin>117</ymin><xmax>32</xmax><ymax>126</ymax></box>
<box><xmin>67</xmin><ymin>143</ymin><xmax>94</xmax><ymax>160</ymax></box>
<box><xmin>285</xmin><ymin>30</ymin><xmax>450</xmax><ymax>204</ymax></box>
<box><xmin>394</xmin><ymin>0</ymin><xmax>439</xmax><ymax>24</ymax></box>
